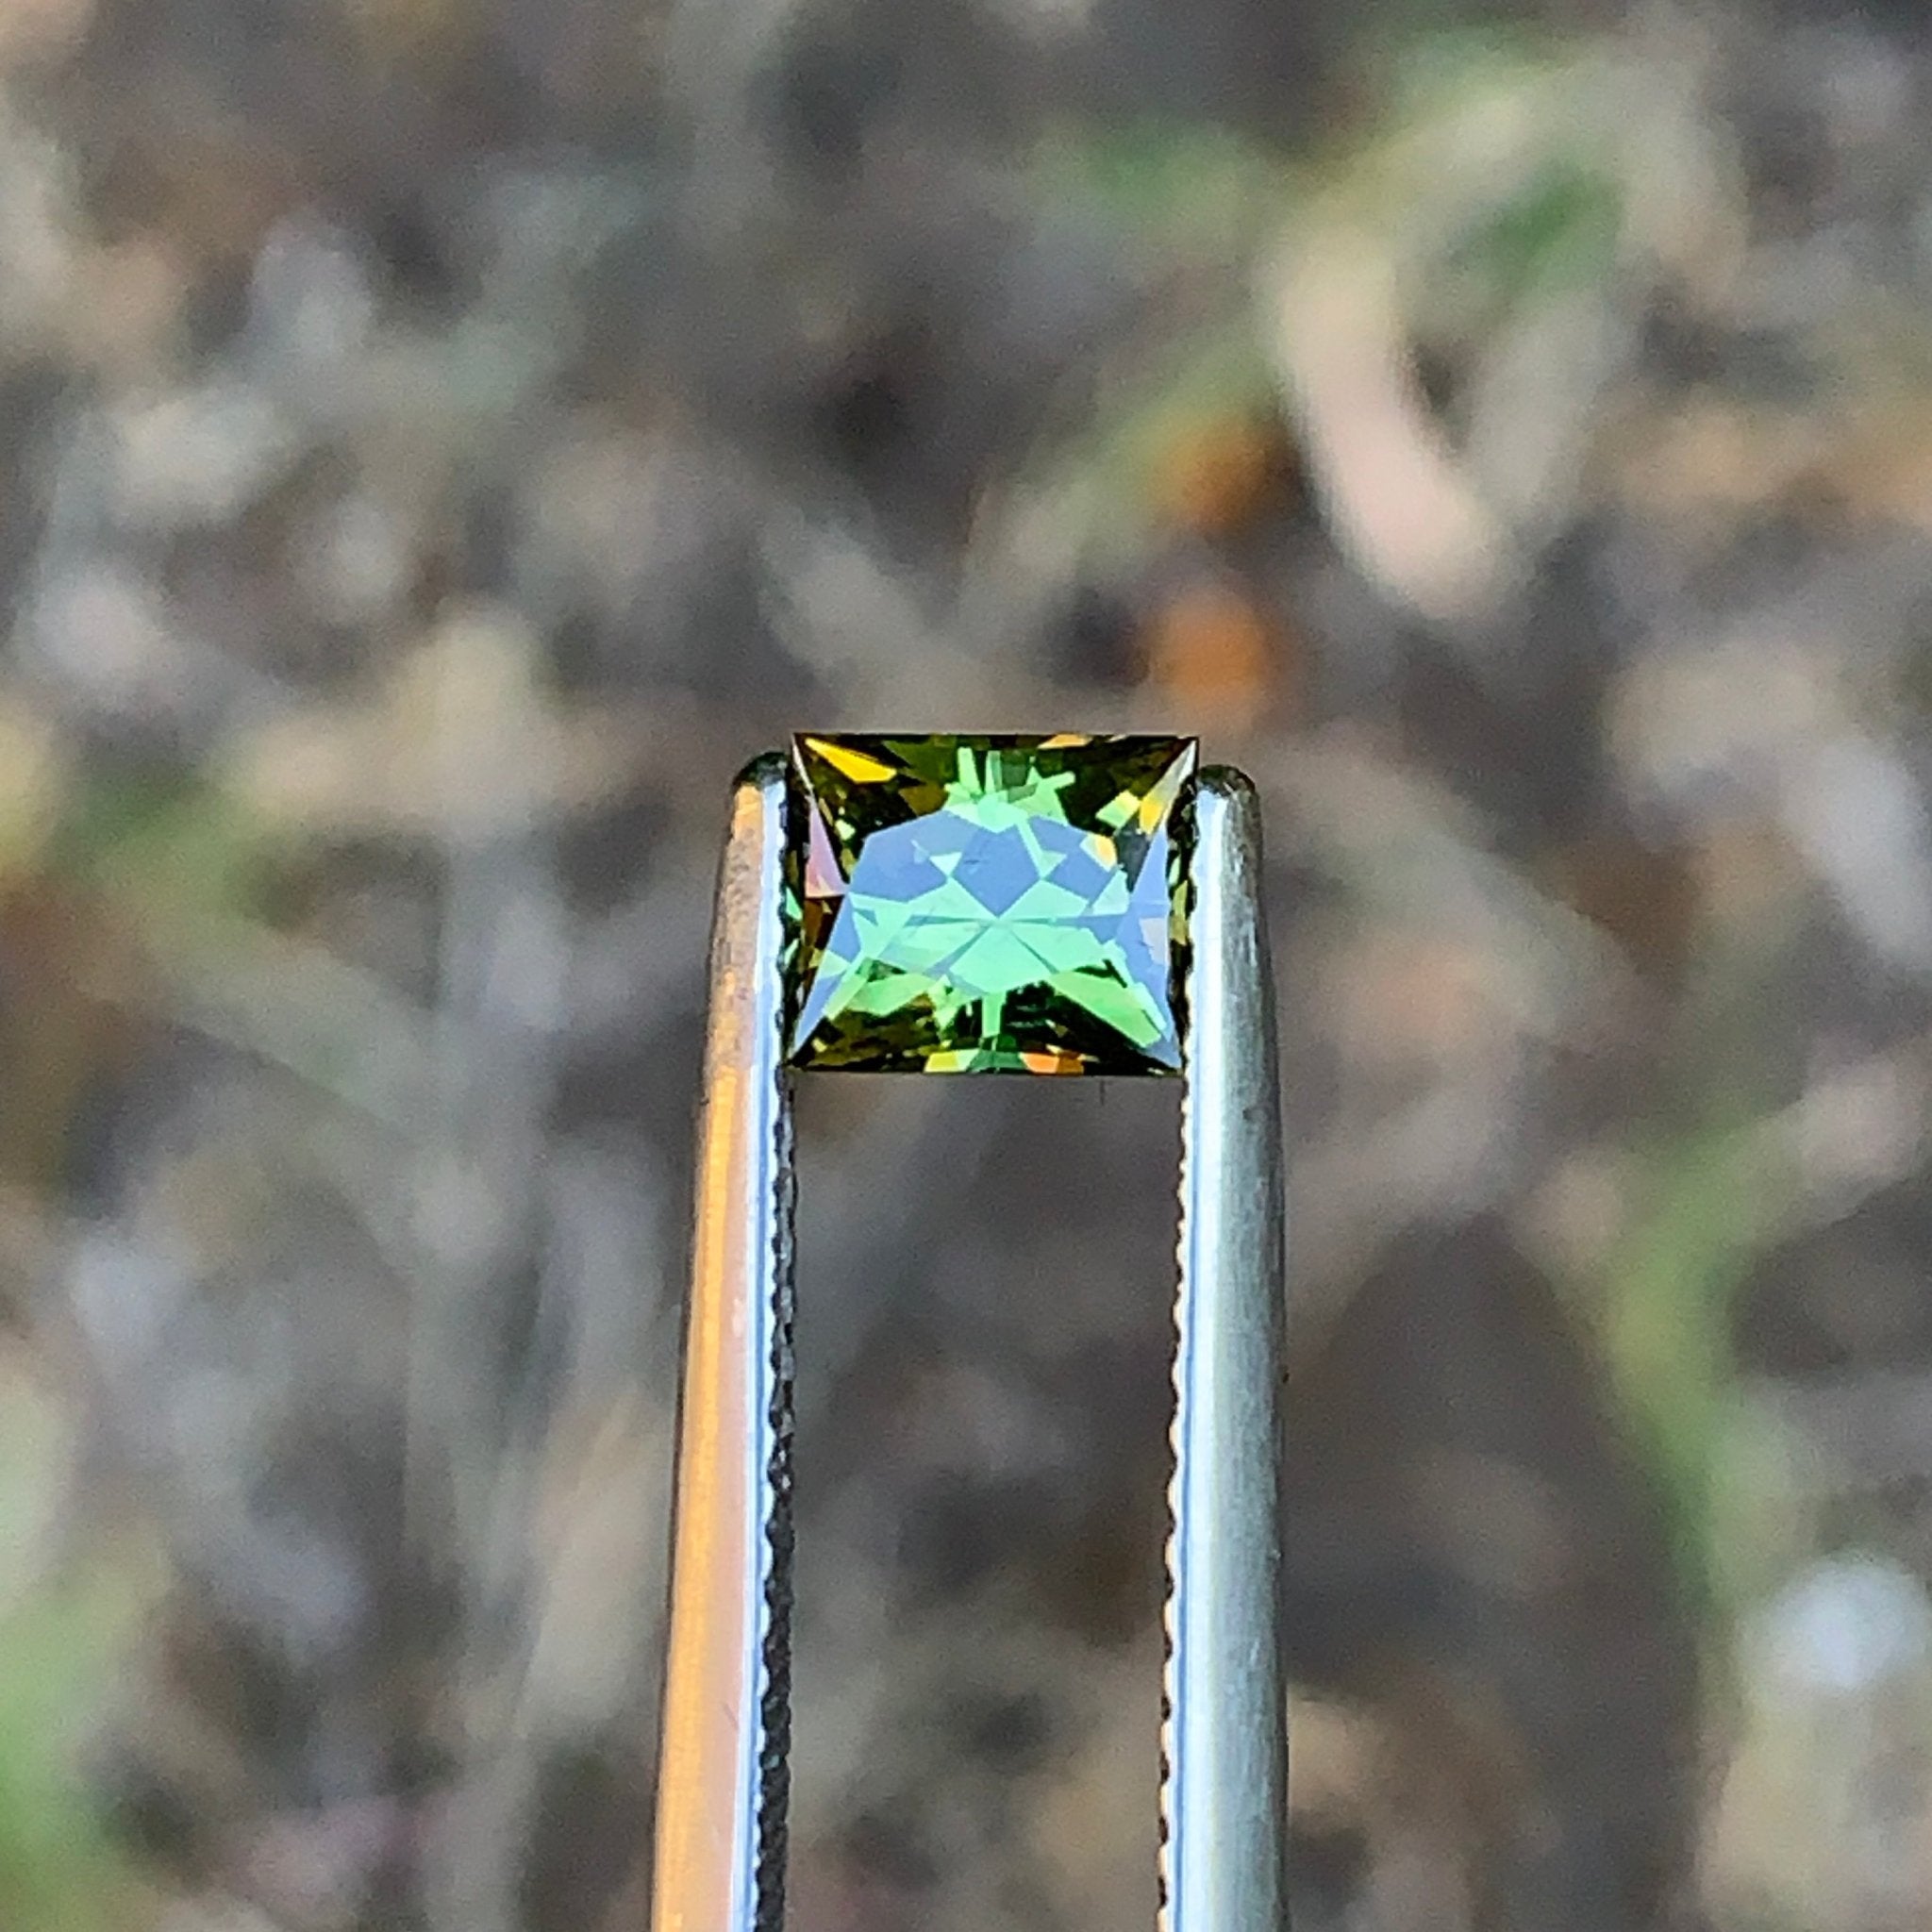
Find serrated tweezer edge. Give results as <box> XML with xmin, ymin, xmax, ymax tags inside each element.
<box><xmin>650</xmin><ymin>753</ymin><xmax>794</xmax><ymax>1932</ymax></box>
<box><xmin>650</xmin><ymin>755</ymin><xmax>1288</xmax><ymax>1932</ymax></box>
<box><xmin>1161</xmin><ymin>768</ymin><xmax>1290</xmax><ymax>1931</ymax></box>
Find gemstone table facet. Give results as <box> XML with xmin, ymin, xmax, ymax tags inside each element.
<box><xmin>786</xmin><ymin>733</ymin><xmax>1197</xmax><ymax>1074</ymax></box>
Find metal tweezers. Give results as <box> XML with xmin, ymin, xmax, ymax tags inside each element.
<box><xmin>650</xmin><ymin>752</ymin><xmax>1289</xmax><ymax>1931</ymax></box>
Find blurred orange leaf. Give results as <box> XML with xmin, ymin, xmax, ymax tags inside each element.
<box><xmin>1141</xmin><ymin>578</ymin><xmax>1289</xmax><ymax>731</ymax></box>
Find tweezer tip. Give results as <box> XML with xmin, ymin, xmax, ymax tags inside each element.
<box><xmin>1194</xmin><ymin>763</ymin><xmax>1259</xmax><ymax>805</ymax></box>
<box><xmin>734</xmin><ymin>748</ymin><xmax>792</xmax><ymax>794</ymax></box>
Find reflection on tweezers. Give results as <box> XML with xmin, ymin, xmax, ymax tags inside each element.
<box><xmin>649</xmin><ymin>752</ymin><xmax>1288</xmax><ymax>1932</ymax></box>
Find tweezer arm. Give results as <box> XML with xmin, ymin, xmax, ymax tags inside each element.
<box><xmin>651</xmin><ymin>754</ymin><xmax>795</xmax><ymax>1932</ymax></box>
<box><xmin>1164</xmin><ymin>768</ymin><xmax>1290</xmax><ymax>1932</ymax></box>
<box><xmin>652</xmin><ymin>756</ymin><xmax>1287</xmax><ymax>1932</ymax></box>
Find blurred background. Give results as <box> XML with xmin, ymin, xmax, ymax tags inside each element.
<box><xmin>5</xmin><ymin>0</ymin><xmax>1932</xmax><ymax>1925</ymax></box>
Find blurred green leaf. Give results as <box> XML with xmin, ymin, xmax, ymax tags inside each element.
<box><xmin>1603</xmin><ymin>1123</ymin><xmax>1758</xmax><ymax>1609</ymax></box>
<box><xmin>1034</xmin><ymin>117</ymin><xmax>1290</xmax><ymax>247</ymax></box>
<box><xmin>1446</xmin><ymin>158</ymin><xmax>1623</xmax><ymax>303</ymax></box>
<box><xmin>0</xmin><ymin>1377</ymin><xmax>145</xmax><ymax>1931</ymax></box>
<box><xmin>0</xmin><ymin>1591</ymin><xmax>138</xmax><ymax>1930</ymax></box>
<box><xmin>53</xmin><ymin>768</ymin><xmax>273</xmax><ymax>930</ymax></box>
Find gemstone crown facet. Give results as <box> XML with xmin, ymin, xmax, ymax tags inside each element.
<box><xmin>785</xmin><ymin>733</ymin><xmax>1196</xmax><ymax>1074</ymax></box>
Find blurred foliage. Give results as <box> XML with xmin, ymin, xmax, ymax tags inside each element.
<box><xmin>1602</xmin><ymin>1121</ymin><xmax>1759</xmax><ymax>1608</ymax></box>
<box><xmin>2</xmin><ymin>0</ymin><xmax>1932</xmax><ymax>1925</ymax></box>
<box><xmin>0</xmin><ymin>1364</ymin><xmax>145</xmax><ymax>1932</ymax></box>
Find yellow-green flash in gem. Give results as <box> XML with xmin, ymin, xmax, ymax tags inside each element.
<box><xmin>785</xmin><ymin>733</ymin><xmax>1197</xmax><ymax>1074</ymax></box>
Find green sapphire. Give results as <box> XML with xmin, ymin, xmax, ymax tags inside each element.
<box><xmin>786</xmin><ymin>733</ymin><xmax>1196</xmax><ymax>1074</ymax></box>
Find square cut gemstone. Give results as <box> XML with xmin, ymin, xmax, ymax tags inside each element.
<box><xmin>786</xmin><ymin>733</ymin><xmax>1196</xmax><ymax>1074</ymax></box>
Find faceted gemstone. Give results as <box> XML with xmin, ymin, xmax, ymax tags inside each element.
<box><xmin>786</xmin><ymin>733</ymin><xmax>1196</xmax><ymax>1074</ymax></box>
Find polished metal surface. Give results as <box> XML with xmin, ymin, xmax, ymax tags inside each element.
<box><xmin>653</xmin><ymin>753</ymin><xmax>1287</xmax><ymax>1932</ymax></box>
<box><xmin>650</xmin><ymin>753</ymin><xmax>795</xmax><ymax>1932</ymax></box>
<box><xmin>1163</xmin><ymin>766</ymin><xmax>1290</xmax><ymax>1932</ymax></box>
